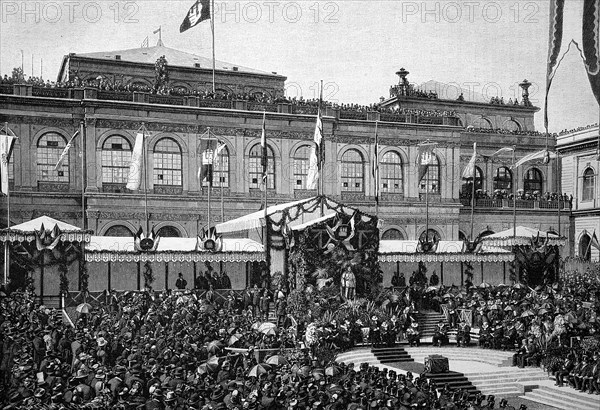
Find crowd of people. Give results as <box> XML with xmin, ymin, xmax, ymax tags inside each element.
<box><xmin>0</xmin><ymin>278</ymin><xmax>534</xmax><ymax>410</ymax></box>
<box><xmin>460</xmin><ymin>189</ymin><xmax>572</xmax><ymax>205</ymax></box>
<box><xmin>464</xmin><ymin>127</ymin><xmax>553</xmax><ymax>137</ymax></box>
<box><xmin>558</xmin><ymin>123</ymin><xmax>599</xmax><ymax>136</ymax></box>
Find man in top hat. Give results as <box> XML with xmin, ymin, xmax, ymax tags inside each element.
<box><xmin>145</xmin><ymin>388</ymin><xmax>164</xmax><ymax>410</ymax></box>
<box><xmin>73</xmin><ymin>368</ymin><xmax>94</xmax><ymax>402</ymax></box>
<box><xmin>406</xmin><ymin>322</ymin><xmax>420</xmax><ymax>347</ymax></box>
<box><xmin>553</xmin><ymin>353</ymin><xmax>575</xmax><ymax>387</ymax></box>
<box><xmin>432</xmin><ymin>320</ymin><xmax>448</xmax><ymax>347</ymax></box>
<box><xmin>456</xmin><ymin>320</ymin><xmax>470</xmax><ymax>347</ymax></box>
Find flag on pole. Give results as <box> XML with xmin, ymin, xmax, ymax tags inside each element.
<box><xmin>54</xmin><ymin>130</ymin><xmax>79</xmax><ymax>171</ymax></box>
<box><xmin>126</xmin><ymin>132</ymin><xmax>144</xmax><ymax>191</ymax></box>
<box><xmin>461</xmin><ymin>142</ymin><xmax>477</xmax><ymax>179</ymax></box>
<box><xmin>141</xmin><ymin>37</ymin><xmax>149</xmax><ymax>48</ymax></box>
<box><xmin>307</xmin><ymin>112</ymin><xmax>324</xmax><ymax>190</ymax></box>
<box><xmin>484</xmin><ymin>146</ymin><xmax>514</xmax><ymax>160</ymax></box>
<box><xmin>592</xmin><ymin>230</ymin><xmax>600</xmax><ymax>251</ymax></box>
<box><xmin>544</xmin><ymin>0</ymin><xmax>566</xmax><ymax>130</ymax></box>
<box><xmin>514</xmin><ymin>149</ymin><xmax>557</xmax><ymax>168</ymax></box>
<box><xmin>0</xmin><ymin>133</ymin><xmax>16</xmax><ymax>196</ymax></box>
<box><xmin>198</xmin><ymin>138</ymin><xmax>226</xmax><ymax>186</ymax></box>
<box><xmin>583</xmin><ymin>0</ymin><xmax>600</xmax><ymax>105</ymax></box>
<box><xmin>372</xmin><ymin>122</ymin><xmax>379</xmax><ymax>203</ymax></box>
<box><xmin>417</xmin><ymin>142</ymin><xmax>437</xmax><ymax>182</ymax></box>
<box><xmin>261</xmin><ymin>112</ymin><xmax>268</xmax><ymax>183</ymax></box>
<box><xmin>180</xmin><ymin>0</ymin><xmax>211</xmax><ymax>33</ymax></box>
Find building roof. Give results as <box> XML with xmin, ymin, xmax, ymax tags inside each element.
<box><xmin>68</xmin><ymin>45</ymin><xmax>280</xmax><ymax>77</ymax></box>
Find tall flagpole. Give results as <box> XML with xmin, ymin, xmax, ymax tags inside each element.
<box><xmin>374</xmin><ymin>120</ymin><xmax>379</xmax><ymax>218</ymax></box>
<box><xmin>80</xmin><ymin>120</ymin><xmax>86</xmax><ymax>229</ymax></box>
<box><xmin>319</xmin><ymin>80</ymin><xmax>324</xmax><ymax>216</ymax></box>
<box><xmin>469</xmin><ymin>156</ymin><xmax>476</xmax><ymax>241</ymax></box>
<box><xmin>4</xmin><ymin>122</ymin><xmax>10</xmax><ymax>286</ymax></box>
<box><xmin>556</xmin><ymin>150</ymin><xmax>561</xmax><ymax>236</ymax></box>
<box><xmin>512</xmin><ymin>146</ymin><xmax>517</xmax><ymax>240</ymax></box>
<box><xmin>211</xmin><ymin>0</ymin><xmax>216</xmax><ymax>93</ymax></box>
<box><xmin>206</xmin><ymin>128</ymin><xmax>212</xmax><ymax>232</ymax></box>
<box><xmin>220</xmin><ymin>141</ymin><xmax>224</xmax><ymax>223</ymax></box>
<box><xmin>425</xmin><ymin>159</ymin><xmax>429</xmax><ymax>241</ymax></box>
<box><xmin>263</xmin><ymin>116</ymin><xmax>269</xmax><ymax>274</ymax></box>
<box><xmin>142</xmin><ymin>124</ymin><xmax>149</xmax><ymax>233</ymax></box>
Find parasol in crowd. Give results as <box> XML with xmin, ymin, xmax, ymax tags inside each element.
<box><xmin>479</xmin><ymin>282</ymin><xmax>492</xmax><ymax>288</ymax></box>
<box><xmin>258</xmin><ymin>322</ymin><xmax>277</xmax><ymax>334</ymax></box>
<box><xmin>538</xmin><ymin>308</ymin><xmax>551</xmax><ymax>316</ymax></box>
<box><xmin>206</xmin><ymin>340</ymin><xmax>224</xmax><ymax>354</ymax></box>
<box><xmin>198</xmin><ymin>356</ymin><xmax>222</xmax><ymax>374</ymax></box>
<box><xmin>247</xmin><ymin>363</ymin><xmax>271</xmax><ymax>377</ymax></box>
<box><xmin>228</xmin><ymin>334</ymin><xmax>243</xmax><ymax>346</ymax></box>
<box><xmin>520</xmin><ymin>310</ymin><xmax>535</xmax><ymax>318</ymax></box>
<box><xmin>325</xmin><ymin>365</ymin><xmax>342</xmax><ymax>377</ymax></box>
<box><xmin>76</xmin><ymin>303</ymin><xmax>92</xmax><ymax>314</ymax></box>
<box><xmin>513</xmin><ymin>283</ymin><xmax>526</xmax><ymax>289</ymax></box>
<box><xmin>265</xmin><ymin>355</ymin><xmax>288</xmax><ymax>367</ymax></box>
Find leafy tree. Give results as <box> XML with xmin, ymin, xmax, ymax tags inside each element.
<box><xmin>11</xmin><ymin>67</ymin><xmax>24</xmax><ymax>83</ymax></box>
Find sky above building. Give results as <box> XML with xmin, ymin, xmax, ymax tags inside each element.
<box><xmin>0</xmin><ymin>0</ymin><xmax>597</xmax><ymax>133</ymax></box>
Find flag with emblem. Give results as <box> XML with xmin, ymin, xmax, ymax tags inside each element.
<box><xmin>180</xmin><ymin>0</ymin><xmax>211</xmax><ymax>33</ymax></box>
<box><xmin>514</xmin><ymin>149</ymin><xmax>557</xmax><ymax>168</ymax></box>
<box><xmin>198</xmin><ymin>138</ymin><xmax>226</xmax><ymax>187</ymax></box>
<box><xmin>417</xmin><ymin>142</ymin><xmax>437</xmax><ymax>182</ymax></box>
<box><xmin>544</xmin><ymin>0</ymin><xmax>566</xmax><ymax>130</ymax></box>
<box><xmin>261</xmin><ymin>112</ymin><xmax>268</xmax><ymax>183</ymax></box>
<box><xmin>461</xmin><ymin>142</ymin><xmax>477</xmax><ymax>179</ymax></box>
<box><xmin>0</xmin><ymin>132</ymin><xmax>16</xmax><ymax>196</ymax></box>
<box><xmin>307</xmin><ymin>112</ymin><xmax>324</xmax><ymax>190</ymax></box>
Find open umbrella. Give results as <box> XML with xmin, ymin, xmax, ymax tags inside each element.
<box><xmin>257</xmin><ymin>322</ymin><xmax>277</xmax><ymax>334</ymax></box>
<box><xmin>206</xmin><ymin>340</ymin><xmax>224</xmax><ymax>354</ymax></box>
<box><xmin>442</xmin><ymin>293</ymin><xmax>453</xmax><ymax>299</ymax></box>
<box><xmin>325</xmin><ymin>365</ymin><xmax>342</xmax><ymax>377</ymax></box>
<box><xmin>520</xmin><ymin>310</ymin><xmax>535</xmax><ymax>318</ymax></box>
<box><xmin>265</xmin><ymin>355</ymin><xmax>288</xmax><ymax>367</ymax></box>
<box><xmin>312</xmin><ymin>368</ymin><xmax>325</xmax><ymax>378</ymax></box>
<box><xmin>228</xmin><ymin>334</ymin><xmax>243</xmax><ymax>346</ymax></box>
<box><xmin>76</xmin><ymin>303</ymin><xmax>92</xmax><ymax>314</ymax></box>
<box><xmin>504</xmin><ymin>305</ymin><xmax>513</xmax><ymax>311</ymax></box>
<box><xmin>513</xmin><ymin>283</ymin><xmax>526</xmax><ymax>289</ymax></box>
<box><xmin>538</xmin><ymin>308</ymin><xmax>550</xmax><ymax>316</ymax></box>
<box><xmin>200</xmin><ymin>356</ymin><xmax>222</xmax><ymax>373</ymax></box>
<box><xmin>540</xmin><ymin>302</ymin><xmax>554</xmax><ymax>310</ymax></box>
<box><xmin>299</xmin><ymin>365</ymin><xmax>312</xmax><ymax>377</ymax></box>
<box><xmin>479</xmin><ymin>282</ymin><xmax>492</xmax><ymax>288</ymax></box>
<box><xmin>425</xmin><ymin>286</ymin><xmax>440</xmax><ymax>292</ymax></box>
<box><xmin>248</xmin><ymin>363</ymin><xmax>271</xmax><ymax>377</ymax></box>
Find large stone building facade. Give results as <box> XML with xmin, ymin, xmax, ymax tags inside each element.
<box><xmin>558</xmin><ymin>124</ymin><xmax>600</xmax><ymax>259</ymax></box>
<box><xmin>0</xmin><ymin>48</ymin><xmax>569</xmax><ymax>252</ymax></box>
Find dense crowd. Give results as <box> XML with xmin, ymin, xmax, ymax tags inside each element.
<box><xmin>464</xmin><ymin>127</ymin><xmax>554</xmax><ymax>137</ymax></box>
<box><xmin>558</xmin><ymin>123</ymin><xmax>599</xmax><ymax>136</ymax></box>
<box><xmin>460</xmin><ymin>189</ymin><xmax>572</xmax><ymax>204</ymax></box>
<box><xmin>1</xmin><ymin>278</ymin><xmax>530</xmax><ymax>410</ymax></box>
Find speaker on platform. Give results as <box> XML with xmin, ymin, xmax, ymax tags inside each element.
<box><xmin>424</xmin><ymin>355</ymin><xmax>449</xmax><ymax>374</ymax></box>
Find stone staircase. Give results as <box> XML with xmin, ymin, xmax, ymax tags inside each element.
<box><xmin>463</xmin><ymin>367</ymin><xmax>548</xmax><ymax>396</ymax></box>
<box><xmin>519</xmin><ymin>380</ymin><xmax>600</xmax><ymax>410</ymax></box>
<box><xmin>335</xmin><ymin>348</ymin><xmax>406</xmax><ymax>373</ymax></box>
<box><xmin>371</xmin><ymin>346</ymin><xmax>413</xmax><ymax>364</ymax></box>
<box><xmin>404</xmin><ymin>346</ymin><xmax>514</xmax><ymax>367</ymax></box>
<box><xmin>415</xmin><ymin>310</ymin><xmax>446</xmax><ymax>342</ymax></box>
<box><xmin>422</xmin><ymin>371</ymin><xmax>480</xmax><ymax>397</ymax></box>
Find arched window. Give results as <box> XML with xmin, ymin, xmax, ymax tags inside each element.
<box><xmin>494</xmin><ymin>167</ymin><xmax>513</xmax><ymax>191</ymax></box>
<box><xmin>579</xmin><ymin>233</ymin><xmax>591</xmax><ymax>261</ymax></box>
<box><xmin>472</xmin><ymin>118</ymin><xmax>492</xmax><ymax>129</ymax></box>
<box><xmin>202</xmin><ymin>144</ymin><xmax>230</xmax><ymax>188</ymax></box>
<box><xmin>249</xmin><ymin>144</ymin><xmax>275</xmax><ymax>189</ymax></box>
<box><xmin>419</xmin><ymin>228</ymin><xmax>441</xmax><ymax>242</ymax></box>
<box><xmin>505</xmin><ymin>120</ymin><xmax>521</xmax><ymax>132</ymax></box>
<box><xmin>341</xmin><ymin>149</ymin><xmax>364</xmax><ymax>192</ymax></box>
<box><xmin>104</xmin><ymin>225</ymin><xmax>133</xmax><ymax>237</ymax></box>
<box><xmin>582</xmin><ymin>168</ymin><xmax>595</xmax><ymax>201</ymax></box>
<box><xmin>153</xmin><ymin>138</ymin><xmax>182</xmax><ymax>186</ymax></box>
<box><xmin>523</xmin><ymin>168</ymin><xmax>543</xmax><ymax>194</ymax></box>
<box><xmin>102</xmin><ymin>136</ymin><xmax>132</xmax><ymax>184</ymax></box>
<box><xmin>382</xmin><ymin>228</ymin><xmax>404</xmax><ymax>240</ymax></box>
<box><xmin>463</xmin><ymin>166</ymin><xmax>484</xmax><ymax>193</ymax></box>
<box><xmin>381</xmin><ymin>151</ymin><xmax>403</xmax><ymax>194</ymax></box>
<box><xmin>292</xmin><ymin>145</ymin><xmax>311</xmax><ymax>190</ymax></box>
<box><xmin>157</xmin><ymin>226</ymin><xmax>181</xmax><ymax>238</ymax></box>
<box><xmin>37</xmin><ymin>132</ymin><xmax>69</xmax><ymax>183</ymax></box>
<box><xmin>419</xmin><ymin>152</ymin><xmax>440</xmax><ymax>194</ymax></box>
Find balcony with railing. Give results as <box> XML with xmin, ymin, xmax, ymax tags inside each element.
<box><xmin>460</xmin><ymin>197</ymin><xmax>571</xmax><ymax>211</ymax></box>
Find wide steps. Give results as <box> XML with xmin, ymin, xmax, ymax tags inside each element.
<box><xmin>405</xmin><ymin>347</ymin><xmax>514</xmax><ymax>366</ymax></box>
<box><xmin>520</xmin><ymin>385</ymin><xmax>600</xmax><ymax>410</ymax></box>
<box><xmin>371</xmin><ymin>347</ymin><xmax>413</xmax><ymax>363</ymax></box>
<box><xmin>423</xmin><ymin>371</ymin><xmax>479</xmax><ymax>397</ymax></box>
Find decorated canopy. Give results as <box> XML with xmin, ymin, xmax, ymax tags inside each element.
<box><xmin>378</xmin><ymin>240</ymin><xmax>514</xmax><ymax>263</ymax></box>
<box><xmin>215</xmin><ymin>196</ymin><xmax>370</xmax><ymax>234</ymax></box>
<box><xmin>85</xmin><ymin>236</ymin><xmax>265</xmax><ymax>263</ymax></box>
<box><xmin>481</xmin><ymin>226</ymin><xmax>566</xmax><ymax>248</ymax></box>
<box><xmin>0</xmin><ymin>216</ymin><xmax>92</xmax><ymax>243</ymax></box>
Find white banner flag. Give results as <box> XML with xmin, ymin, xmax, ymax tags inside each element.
<box><xmin>126</xmin><ymin>132</ymin><xmax>144</xmax><ymax>191</ymax></box>
<box><xmin>0</xmin><ymin>133</ymin><xmax>16</xmax><ymax>196</ymax></box>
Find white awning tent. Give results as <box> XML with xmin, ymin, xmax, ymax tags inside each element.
<box><xmin>85</xmin><ymin>236</ymin><xmax>265</xmax><ymax>263</ymax></box>
<box><xmin>378</xmin><ymin>240</ymin><xmax>514</xmax><ymax>263</ymax></box>
<box><xmin>481</xmin><ymin>226</ymin><xmax>566</xmax><ymax>248</ymax></box>
<box><xmin>215</xmin><ymin>196</ymin><xmax>339</xmax><ymax>234</ymax></box>
<box><xmin>0</xmin><ymin>215</ymin><xmax>92</xmax><ymax>243</ymax></box>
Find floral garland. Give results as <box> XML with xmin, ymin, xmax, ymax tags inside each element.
<box><xmin>79</xmin><ymin>256</ymin><xmax>89</xmax><ymax>293</ymax></box>
<box><xmin>58</xmin><ymin>253</ymin><xmax>69</xmax><ymax>295</ymax></box>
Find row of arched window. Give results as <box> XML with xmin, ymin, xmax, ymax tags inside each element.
<box><xmin>31</xmin><ymin>132</ymin><xmax>431</xmax><ymax>194</ymax></box>
<box><xmin>465</xmin><ymin>166</ymin><xmax>544</xmax><ymax>194</ymax></box>
<box><xmin>30</xmin><ymin>132</ymin><xmax>547</xmax><ymax>195</ymax></box>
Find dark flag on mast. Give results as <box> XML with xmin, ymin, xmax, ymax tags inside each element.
<box><xmin>180</xmin><ymin>0</ymin><xmax>211</xmax><ymax>33</ymax></box>
<box><xmin>583</xmin><ymin>0</ymin><xmax>600</xmax><ymax>105</ymax></box>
